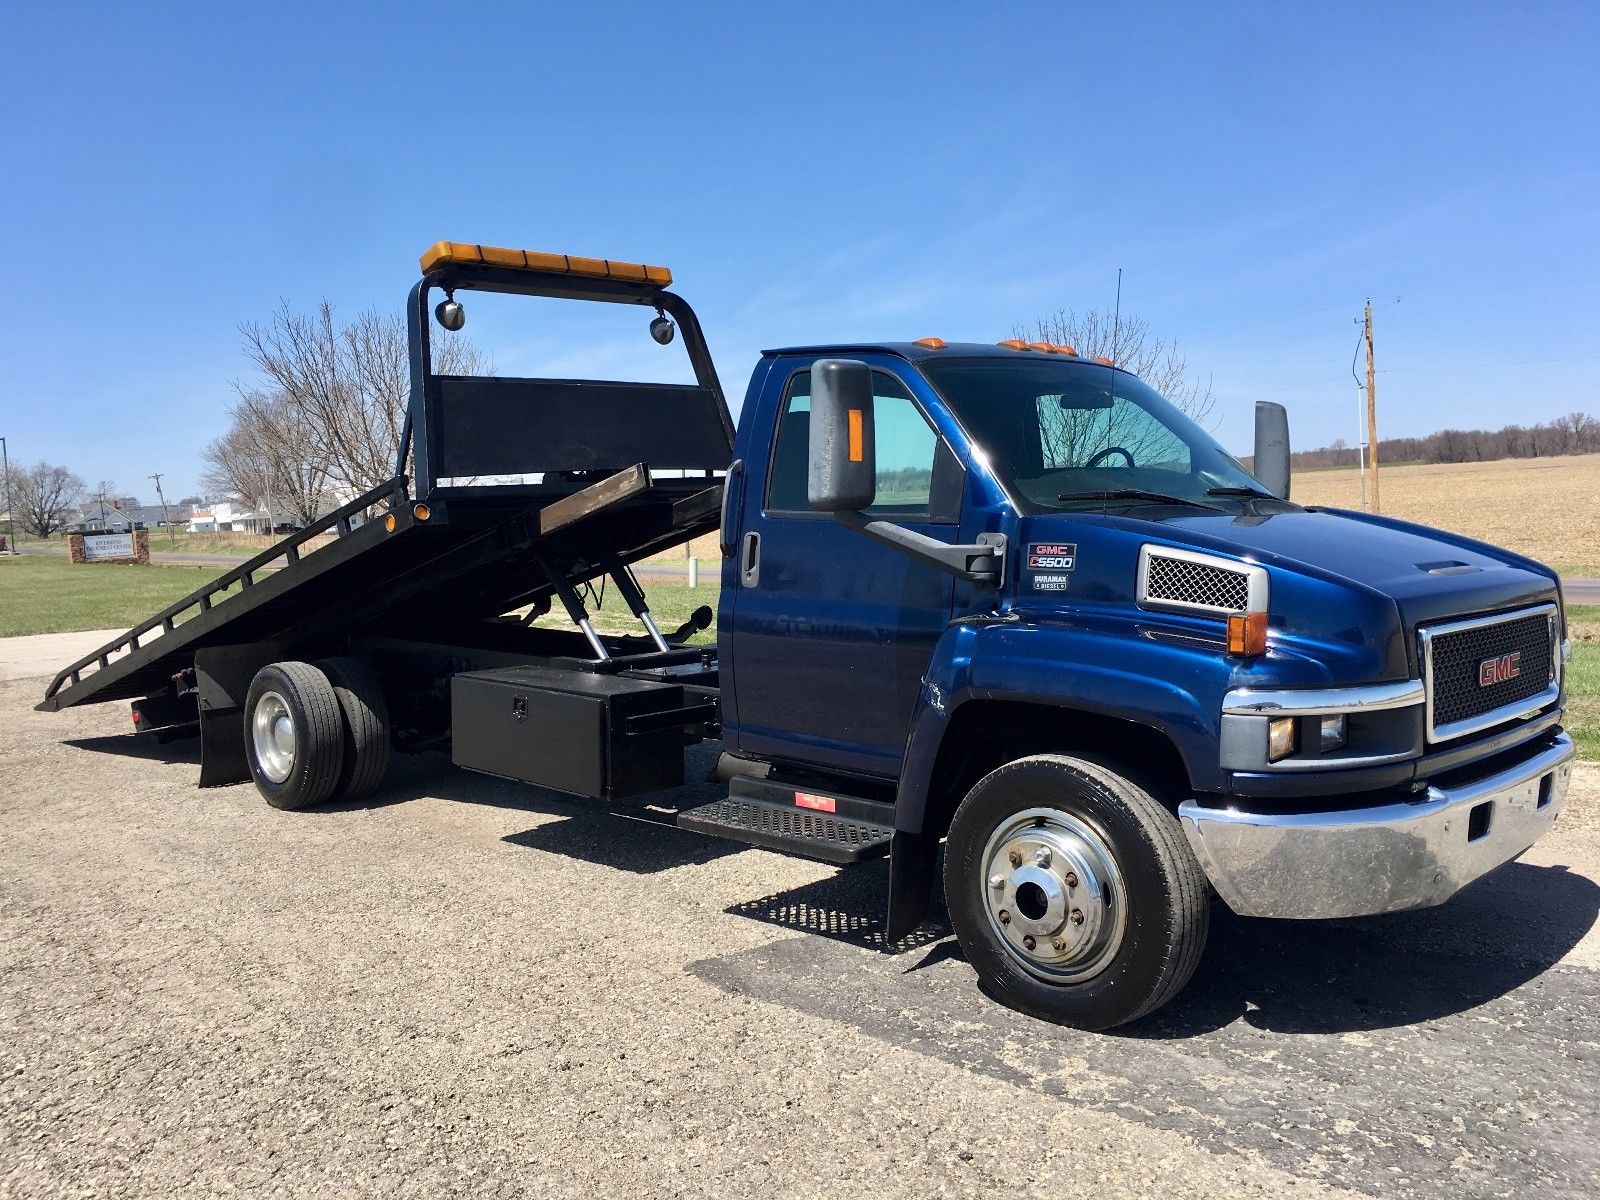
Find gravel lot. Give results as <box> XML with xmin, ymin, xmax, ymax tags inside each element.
<box><xmin>3</xmin><ymin>648</ymin><xmax>1598</xmax><ymax>1199</ymax></box>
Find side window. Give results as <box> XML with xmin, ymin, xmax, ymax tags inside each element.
<box><xmin>766</xmin><ymin>370</ymin><xmax>943</xmax><ymax>517</ymax></box>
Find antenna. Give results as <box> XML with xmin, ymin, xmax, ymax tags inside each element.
<box><xmin>1110</xmin><ymin>268</ymin><xmax>1123</xmax><ymax>366</ymax></box>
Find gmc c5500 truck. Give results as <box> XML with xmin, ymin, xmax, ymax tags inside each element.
<box><xmin>43</xmin><ymin>243</ymin><xmax>1575</xmax><ymax>1029</ymax></box>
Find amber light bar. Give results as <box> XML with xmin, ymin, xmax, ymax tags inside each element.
<box><xmin>420</xmin><ymin>241</ymin><xmax>672</xmax><ymax>285</ymax></box>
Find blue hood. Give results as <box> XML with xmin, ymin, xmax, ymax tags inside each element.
<box><xmin>1136</xmin><ymin>507</ymin><xmax>1558</xmax><ymax>627</ymax></box>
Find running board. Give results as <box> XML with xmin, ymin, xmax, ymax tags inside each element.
<box><xmin>677</xmin><ymin>779</ymin><xmax>893</xmax><ymax>865</ymax></box>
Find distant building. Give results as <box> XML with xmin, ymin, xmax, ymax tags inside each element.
<box><xmin>188</xmin><ymin>500</ymin><xmax>270</xmax><ymax>534</ymax></box>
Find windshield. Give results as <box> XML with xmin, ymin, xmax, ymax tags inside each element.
<box><xmin>919</xmin><ymin>357</ymin><xmax>1273</xmax><ymax>513</ymax></box>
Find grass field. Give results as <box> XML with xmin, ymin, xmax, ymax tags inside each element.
<box><xmin>1292</xmin><ymin>454</ymin><xmax>1600</xmax><ymax>576</ymax></box>
<box><xmin>14</xmin><ymin>529</ymin><xmax>336</xmax><ymax>559</ymax></box>
<box><xmin>1565</xmin><ymin>605</ymin><xmax>1599</xmax><ymax>761</ymax></box>
<box><xmin>0</xmin><ymin>555</ymin><xmax>241</xmax><ymax>638</ymax></box>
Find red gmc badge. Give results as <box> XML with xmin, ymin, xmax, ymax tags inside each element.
<box><xmin>1478</xmin><ymin>651</ymin><xmax>1522</xmax><ymax>687</ymax></box>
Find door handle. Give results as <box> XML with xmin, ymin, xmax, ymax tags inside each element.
<box><xmin>740</xmin><ymin>530</ymin><xmax>761</xmax><ymax>587</ymax></box>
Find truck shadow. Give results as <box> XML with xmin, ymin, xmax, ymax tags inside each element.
<box><xmin>721</xmin><ymin>856</ymin><xmax>1599</xmax><ymax>1037</ymax></box>
<box><xmin>329</xmin><ymin>748</ymin><xmax>746</xmax><ymax>875</ymax></box>
<box><xmin>63</xmin><ymin>732</ymin><xmax>201</xmax><ymax>763</ymax></box>
<box><xmin>1132</xmin><ymin>859</ymin><xmax>1600</xmax><ymax>1037</ymax></box>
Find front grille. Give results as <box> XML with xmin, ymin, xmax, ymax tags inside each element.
<box><xmin>1423</xmin><ymin>608</ymin><xmax>1555</xmax><ymax>740</ymax></box>
<box><xmin>1141</xmin><ymin>550</ymin><xmax>1252</xmax><ymax>613</ymax></box>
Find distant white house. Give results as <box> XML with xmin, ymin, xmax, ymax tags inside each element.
<box><xmin>188</xmin><ymin>501</ymin><xmax>270</xmax><ymax>534</ymax></box>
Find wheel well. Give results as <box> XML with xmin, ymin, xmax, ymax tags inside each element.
<box><xmin>919</xmin><ymin>700</ymin><xmax>1192</xmax><ymax>841</ymax></box>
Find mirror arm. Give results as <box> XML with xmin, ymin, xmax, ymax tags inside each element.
<box><xmin>834</xmin><ymin>513</ymin><xmax>1007</xmax><ymax>588</ymax></box>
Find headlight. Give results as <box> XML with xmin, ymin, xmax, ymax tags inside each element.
<box><xmin>1268</xmin><ymin>717</ymin><xmax>1298</xmax><ymax>762</ymax></box>
<box><xmin>1319</xmin><ymin>714</ymin><xmax>1349</xmax><ymax>753</ymax></box>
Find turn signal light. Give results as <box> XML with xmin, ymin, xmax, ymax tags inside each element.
<box><xmin>1227</xmin><ymin>611</ymin><xmax>1269</xmax><ymax>657</ymax></box>
<box><xmin>419</xmin><ymin>241</ymin><xmax>672</xmax><ymax>285</ymax></box>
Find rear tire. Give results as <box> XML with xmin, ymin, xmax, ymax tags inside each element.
<box><xmin>317</xmin><ymin>656</ymin><xmax>391</xmax><ymax>803</ymax></box>
<box><xmin>244</xmin><ymin>661</ymin><xmax>345</xmax><ymax>811</ymax></box>
<box><xmin>943</xmin><ymin>754</ymin><xmax>1209</xmax><ymax>1030</ymax></box>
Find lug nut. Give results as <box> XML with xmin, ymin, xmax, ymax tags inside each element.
<box><xmin>1051</xmin><ymin>938</ymin><xmax>1066</xmax><ymax>952</ymax></box>
<box><xmin>998</xmin><ymin>910</ymin><xmax>1011</xmax><ymax>925</ymax></box>
<box><xmin>1064</xmin><ymin>871</ymin><xmax>1079</xmax><ymax>889</ymax></box>
<box><xmin>988</xmin><ymin>874</ymin><xmax>1006</xmax><ymax>890</ymax></box>
<box><xmin>1033</xmin><ymin>846</ymin><xmax>1051</xmax><ymax>867</ymax></box>
<box><xmin>1022</xmin><ymin>935</ymin><xmax>1036</xmax><ymax>951</ymax></box>
<box><xmin>1071</xmin><ymin>909</ymin><xmax>1085</xmax><ymax>926</ymax></box>
<box><xmin>1008</xmin><ymin>849</ymin><xmax>1022</xmax><ymax>867</ymax></box>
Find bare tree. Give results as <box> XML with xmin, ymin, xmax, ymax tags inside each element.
<box><xmin>1015</xmin><ymin>309</ymin><xmax>1216</xmax><ymax>425</ymax></box>
<box><xmin>239</xmin><ymin>301</ymin><xmax>487</xmax><ymax>498</ymax></box>
<box><xmin>5</xmin><ymin>461</ymin><xmax>85</xmax><ymax>537</ymax></box>
<box><xmin>201</xmin><ymin>390</ymin><xmax>332</xmax><ymax>526</ymax></box>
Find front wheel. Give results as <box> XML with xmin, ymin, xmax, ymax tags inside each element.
<box><xmin>943</xmin><ymin>754</ymin><xmax>1209</xmax><ymax>1030</ymax></box>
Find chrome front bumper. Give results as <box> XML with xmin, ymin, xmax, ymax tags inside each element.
<box><xmin>1178</xmin><ymin>733</ymin><xmax>1575</xmax><ymax>919</ymax></box>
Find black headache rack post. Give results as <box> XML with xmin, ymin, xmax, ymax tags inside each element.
<box><xmin>39</xmin><ymin>244</ymin><xmax>736</xmax><ymax>719</ymax></box>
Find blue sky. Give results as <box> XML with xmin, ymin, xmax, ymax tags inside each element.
<box><xmin>3</xmin><ymin>3</ymin><xmax>1597</xmax><ymax>500</ymax></box>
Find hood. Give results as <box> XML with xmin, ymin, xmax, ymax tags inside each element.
<box><xmin>1135</xmin><ymin>507</ymin><xmax>1558</xmax><ymax>627</ymax></box>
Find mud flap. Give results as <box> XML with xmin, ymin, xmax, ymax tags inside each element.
<box><xmin>885</xmin><ymin>830</ymin><xmax>941</xmax><ymax>943</ymax></box>
<box><xmin>194</xmin><ymin>642</ymin><xmax>288</xmax><ymax>788</ymax></box>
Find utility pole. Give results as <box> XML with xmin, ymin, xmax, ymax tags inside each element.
<box><xmin>1364</xmin><ymin>298</ymin><xmax>1380</xmax><ymax>513</ymax></box>
<box><xmin>1</xmin><ymin>435</ymin><xmax>15</xmax><ymax>553</ymax></box>
<box><xmin>148</xmin><ymin>472</ymin><xmax>171</xmax><ymax>542</ymax></box>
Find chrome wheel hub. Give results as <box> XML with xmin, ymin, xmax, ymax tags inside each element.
<box><xmin>980</xmin><ymin>806</ymin><xmax>1126</xmax><ymax>984</ymax></box>
<box><xmin>251</xmin><ymin>690</ymin><xmax>296</xmax><ymax>784</ymax></box>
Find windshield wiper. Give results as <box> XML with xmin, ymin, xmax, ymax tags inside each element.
<box><xmin>1056</xmin><ymin>489</ymin><xmax>1223</xmax><ymax>511</ymax></box>
<box><xmin>1205</xmin><ymin>485</ymin><xmax>1277</xmax><ymax>500</ymax></box>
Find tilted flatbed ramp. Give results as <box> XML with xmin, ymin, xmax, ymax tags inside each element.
<box><xmin>40</xmin><ymin>243</ymin><xmax>733</xmax><ymax>714</ymax></box>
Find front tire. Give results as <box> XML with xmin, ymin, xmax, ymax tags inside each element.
<box><xmin>244</xmin><ymin>661</ymin><xmax>346</xmax><ymax>811</ymax></box>
<box><xmin>943</xmin><ymin>754</ymin><xmax>1209</xmax><ymax>1030</ymax></box>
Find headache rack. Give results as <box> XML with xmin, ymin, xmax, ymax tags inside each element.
<box><xmin>39</xmin><ymin>243</ymin><xmax>735</xmax><ymax>714</ymax></box>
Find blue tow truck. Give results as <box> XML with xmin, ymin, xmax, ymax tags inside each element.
<box><xmin>44</xmin><ymin>243</ymin><xmax>1575</xmax><ymax>1028</ymax></box>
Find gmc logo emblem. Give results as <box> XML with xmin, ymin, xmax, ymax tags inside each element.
<box><xmin>1478</xmin><ymin>652</ymin><xmax>1522</xmax><ymax>687</ymax></box>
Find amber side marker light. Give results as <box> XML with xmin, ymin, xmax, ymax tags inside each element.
<box><xmin>1227</xmin><ymin>611</ymin><xmax>1269</xmax><ymax>657</ymax></box>
<box><xmin>413</xmin><ymin>503</ymin><xmax>431</xmax><ymax>522</ymax></box>
<box><xmin>383</xmin><ymin>514</ymin><xmax>397</xmax><ymax>533</ymax></box>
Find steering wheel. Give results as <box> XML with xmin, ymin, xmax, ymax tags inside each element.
<box><xmin>1085</xmin><ymin>446</ymin><xmax>1135</xmax><ymax>469</ymax></box>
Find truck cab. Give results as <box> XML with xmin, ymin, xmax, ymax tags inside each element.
<box><xmin>712</xmin><ymin>339</ymin><xmax>1572</xmax><ymax>1026</ymax></box>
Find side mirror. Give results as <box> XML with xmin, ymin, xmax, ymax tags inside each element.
<box><xmin>1253</xmin><ymin>401</ymin><xmax>1291</xmax><ymax>500</ymax></box>
<box><xmin>808</xmin><ymin>359</ymin><xmax>876</xmax><ymax>511</ymax></box>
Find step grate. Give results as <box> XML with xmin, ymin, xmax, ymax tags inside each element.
<box><xmin>678</xmin><ymin>797</ymin><xmax>892</xmax><ymax>865</ymax></box>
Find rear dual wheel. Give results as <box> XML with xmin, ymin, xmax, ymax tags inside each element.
<box><xmin>244</xmin><ymin>658</ymin><xmax>390</xmax><ymax>810</ymax></box>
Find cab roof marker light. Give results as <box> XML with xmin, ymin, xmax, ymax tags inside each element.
<box><xmin>1093</xmin><ymin>355</ymin><xmax>1114</xmax><ymax>366</ymax></box>
<box><xmin>997</xmin><ymin>339</ymin><xmax>1028</xmax><ymax>350</ymax></box>
<box><xmin>1026</xmin><ymin>342</ymin><xmax>1054</xmax><ymax>352</ymax></box>
<box><xmin>419</xmin><ymin>241</ymin><xmax>673</xmax><ymax>286</ymax></box>
<box><xmin>1052</xmin><ymin>343</ymin><xmax>1079</xmax><ymax>356</ymax></box>
<box><xmin>914</xmin><ymin>337</ymin><xmax>948</xmax><ymax>349</ymax></box>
